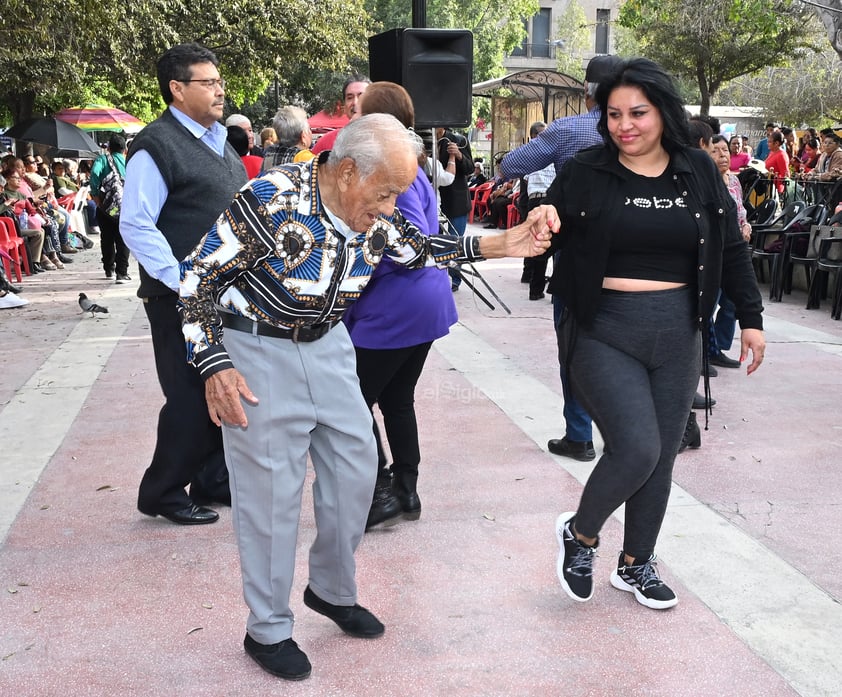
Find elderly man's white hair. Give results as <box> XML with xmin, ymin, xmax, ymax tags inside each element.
<box><xmin>225</xmin><ymin>114</ymin><xmax>251</xmax><ymax>128</ymax></box>
<box><xmin>328</xmin><ymin>113</ymin><xmax>421</xmax><ymax>181</ymax></box>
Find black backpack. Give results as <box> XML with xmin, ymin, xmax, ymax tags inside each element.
<box><xmin>100</xmin><ymin>153</ymin><xmax>124</xmax><ymax>219</ymax></box>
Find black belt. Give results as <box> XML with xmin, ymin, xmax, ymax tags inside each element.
<box><xmin>221</xmin><ymin>312</ymin><xmax>336</xmax><ymax>343</ymax></box>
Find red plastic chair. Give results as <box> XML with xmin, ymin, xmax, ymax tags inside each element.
<box><xmin>0</xmin><ymin>217</ymin><xmax>30</xmax><ymax>282</ymax></box>
<box><xmin>506</xmin><ymin>192</ymin><xmax>523</xmax><ymax>229</ymax></box>
<box><xmin>469</xmin><ymin>182</ymin><xmax>494</xmax><ymax>224</ymax></box>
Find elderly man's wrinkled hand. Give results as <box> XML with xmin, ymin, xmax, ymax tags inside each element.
<box><xmin>205</xmin><ymin>368</ymin><xmax>259</xmax><ymax>428</ymax></box>
<box><xmin>740</xmin><ymin>328</ymin><xmax>765</xmax><ymax>375</ymax></box>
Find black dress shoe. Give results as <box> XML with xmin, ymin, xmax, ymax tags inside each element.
<box><xmin>58</xmin><ymin>253</ymin><xmax>74</xmax><ymax>264</ymax></box>
<box><xmin>709</xmin><ymin>351</ymin><xmax>741</xmax><ymax>368</ymax></box>
<box><xmin>303</xmin><ymin>585</ymin><xmax>385</xmax><ymax>638</ymax></box>
<box><xmin>529</xmin><ymin>291</ymin><xmax>545</xmax><ymax>300</ymax></box>
<box><xmin>547</xmin><ymin>437</ymin><xmax>596</xmax><ymax>462</ymax></box>
<box><xmin>366</xmin><ymin>481</ymin><xmax>402</xmax><ymax>531</ymax></box>
<box><xmin>395</xmin><ymin>491</ymin><xmax>421</xmax><ymax>521</ymax></box>
<box><xmin>244</xmin><ymin>634</ymin><xmax>311</xmax><ymax>680</ymax></box>
<box><xmin>138</xmin><ymin>504</ymin><xmax>219</xmax><ymax>525</ymax></box>
<box><xmin>692</xmin><ymin>392</ymin><xmax>717</xmax><ymax>410</ymax></box>
<box><xmin>31</xmin><ymin>262</ymin><xmax>43</xmax><ymax>273</ymax></box>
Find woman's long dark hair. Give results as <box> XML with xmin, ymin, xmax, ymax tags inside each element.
<box><xmin>596</xmin><ymin>58</ymin><xmax>690</xmax><ymax>155</ymax></box>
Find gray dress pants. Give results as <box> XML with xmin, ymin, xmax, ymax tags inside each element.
<box><xmin>222</xmin><ymin>322</ymin><xmax>376</xmax><ymax>644</ymax></box>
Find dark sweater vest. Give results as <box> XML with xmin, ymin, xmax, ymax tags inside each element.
<box><xmin>127</xmin><ymin>109</ymin><xmax>247</xmax><ymax>298</ymax></box>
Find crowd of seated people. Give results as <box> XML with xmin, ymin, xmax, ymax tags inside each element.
<box><xmin>0</xmin><ymin>151</ymin><xmax>99</xmax><ymax>302</ymax></box>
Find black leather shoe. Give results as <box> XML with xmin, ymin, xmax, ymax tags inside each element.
<box><xmin>709</xmin><ymin>351</ymin><xmax>741</xmax><ymax>368</ymax></box>
<box><xmin>303</xmin><ymin>585</ymin><xmax>385</xmax><ymax>638</ymax></box>
<box><xmin>366</xmin><ymin>481</ymin><xmax>402</xmax><ymax>531</ymax></box>
<box><xmin>529</xmin><ymin>291</ymin><xmax>545</xmax><ymax>300</ymax></box>
<box><xmin>547</xmin><ymin>437</ymin><xmax>596</xmax><ymax>462</ymax></box>
<box><xmin>243</xmin><ymin>634</ymin><xmax>311</xmax><ymax>680</ymax></box>
<box><xmin>138</xmin><ymin>504</ymin><xmax>219</xmax><ymax>525</ymax></box>
<box><xmin>31</xmin><ymin>262</ymin><xmax>43</xmax><ymax>273</ymax></box>
<box><xmin>58</xmin><ymin>253</ymin><xmax>74</xmax><ymax>263</ymax></box>
<box><xmin>692</xmin><ymin>392</ymin><xmax>717</xmax><ymax>410</ymax></box>
<box><xmin>396</xmin><ymin>491</ymin><xmax>421</xmax><ymax>521</ymax></box>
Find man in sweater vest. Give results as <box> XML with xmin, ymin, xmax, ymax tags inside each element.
<box><xmin>120</xmin><ymin>43</ymin><xmax>248</xmax><ymax>525</ymax></box>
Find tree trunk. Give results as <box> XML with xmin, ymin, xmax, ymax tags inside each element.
<box><xmin>3</xmin><ymin>90</ymin><xmax>36</xmax><ymax>125</ymax></box>
<box><xmin>810</xmin><ymin>5</ymin><xmax>842</xmax><ymax>61</ymax></box>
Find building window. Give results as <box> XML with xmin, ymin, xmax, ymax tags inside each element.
<box><xmin>595</xmin><ymin>9</ymin><xmax>610</xmax><ymax>54</ymax></box>
<box><xmin>532</xmin><ymin>9</ymin><xmax>552</xmax><ymax>58</ymax></box>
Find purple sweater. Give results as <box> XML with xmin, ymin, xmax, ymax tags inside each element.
<box><xmin>343</xmin><ymin>165</ymin><xmax>457</xmax><ymax>349</ymax></box>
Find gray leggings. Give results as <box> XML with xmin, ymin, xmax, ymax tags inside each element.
<box><xmin>560</xmin><ymin>287</ymin><xmax>701</xmax><ymax>560</ymax></box>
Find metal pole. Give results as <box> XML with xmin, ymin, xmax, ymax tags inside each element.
<box><xmin>411</xmin><ymin>0</ymin><xmax>426</xmax><ymax>28</ymax></box>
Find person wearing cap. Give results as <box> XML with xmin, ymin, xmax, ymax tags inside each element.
<box><xmin>468</xmin><ymin>161</ymin><xmax>487</xmax><ymax>188</ymax></box>
<box><xmin>501</xmin><ymin>54</ymin><xmax>624</xmax><ymax>464</ymax></box>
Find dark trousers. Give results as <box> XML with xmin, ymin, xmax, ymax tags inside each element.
<box><xmin>96</xmin><ymin>209</ymin><xmax>130</xmax><ymax>276</ymax></box>
<box><xmin>522</xmin><ymin>196</ymin><xmax>549</xmax><ymax>293</ymax></box>
<box><xmin>354</xmin><ymin>342</ymin><xmax>433</xmax><ymax>494</ymax></box>
<box><xmin>560</xmin><ymin>287</ymin><xmax>700</xmax><ymax>560</ymax></box>
<box><xmin>138</xmin><ymin>294</ymin><xmax>229</xmax><ymax>512</ymax></box>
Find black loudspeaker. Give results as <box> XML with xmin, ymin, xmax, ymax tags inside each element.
<box><xmin>368</xmin><ymin>28</ymin><xmax>473</xmax><ymax>129</ymax></box>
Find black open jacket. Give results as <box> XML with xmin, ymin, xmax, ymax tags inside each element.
<box><xmin>544</xmin><ymin>144</ymin><xmax>763</xmax><ymax>332</ymax></box>
<box><xmin>543</xmin><ymin>144</ymin><xmax>764</xmax><ymax>416</ymax></box>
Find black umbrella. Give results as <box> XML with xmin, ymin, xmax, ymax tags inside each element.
<box><xmin>5</xmin><ymin>116</ymin><xmax>100</xmax><ymax>153</ymax></box>
<box><xmin>46</xmin><ymin>146</ymin><xmax>100</xmax><ymax>159</ymax></box>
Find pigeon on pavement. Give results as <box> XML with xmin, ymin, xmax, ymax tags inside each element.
<box><xmin>78</xmin><ymin>292</ymin><xmax>109</xmax><ymax>316</ymax></box>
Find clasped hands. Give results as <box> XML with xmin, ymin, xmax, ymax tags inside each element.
<box><xmin>501</xmin><ymin>203</ymin><xmax>560</xmax><ymax>258</ymax></box>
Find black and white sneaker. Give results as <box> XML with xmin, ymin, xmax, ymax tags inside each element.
<box><xmin>610</xmin><ymin>552</ymin><xmax>678</xmax><ymax>610</ymax></box>
<box><xmin>555</xmin><ymin>512</ymin><xmax>598</xmax><ymax>602</ymax></box>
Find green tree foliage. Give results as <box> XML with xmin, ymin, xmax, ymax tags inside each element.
<box><xmin>553</xmin><ymin>0</ymin><xmax>589</xmax><ymax>80</ymax></box>
<box><xmin>0</xmin><ymin>0</ymin><xmax>372</xmax><ymax>125</ymax></box>
<box><xmin>617</xmin><ymin>0</ymin><xmax>818</xmax><ymax>116</ymax></box>
<box><xmin>717</xmin><ymin>40</ymin><xmax>842</xmax><ymax>127</ymax></box>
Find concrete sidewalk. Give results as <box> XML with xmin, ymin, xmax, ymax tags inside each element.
<box><xmin>1</xmin><ymin>229</ymin><xmax>840</xmax><ymax>696</ymax></box>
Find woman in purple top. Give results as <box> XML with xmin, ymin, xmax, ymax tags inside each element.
<box><xmin>342</xmin><ymin>82</ymin><xmax>458</xmax><ymax>530</ymax></box>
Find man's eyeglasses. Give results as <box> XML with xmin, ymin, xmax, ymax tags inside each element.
<box><xmin>182</xmin><ymin>78</ymin><xmax>225</xmax><ymax>90</ymax></box>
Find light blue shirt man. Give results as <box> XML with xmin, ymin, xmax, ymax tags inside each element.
<box><xmin>120</xmin><ymin>105</ymin><xmax>229</xmax><ymax>290</ymax></box>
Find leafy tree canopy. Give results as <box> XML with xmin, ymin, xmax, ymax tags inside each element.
<box><xmin>617</xmin><ymin>0</ymin><xmax>819</xmax><ymax>115</ymax></box>
<box><xmin>0</xmin><ymin>0</ymin><xmax>373</xmax><ymax>124</ymax></box>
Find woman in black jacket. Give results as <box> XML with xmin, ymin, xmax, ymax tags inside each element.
<box><xmin>541</xmin><ymin>58</ymin><xmax>765</xmax><ymax>610</ymax></box>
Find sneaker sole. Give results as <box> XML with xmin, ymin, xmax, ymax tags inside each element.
<box><xmin>609</xmin><ymin>571</ymin><xmax>678</xmax><ymax>610</ymax></box>
<box><xmin>555</xmin><ymin>511</ymin><xmax>593</xmax><ymax>602</ymax></box>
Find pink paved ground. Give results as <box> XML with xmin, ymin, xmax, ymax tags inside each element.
<box><xmin>1</xmin><ymin>229</ymin><xmax>837</xmax><ymax>696</ymax></box>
